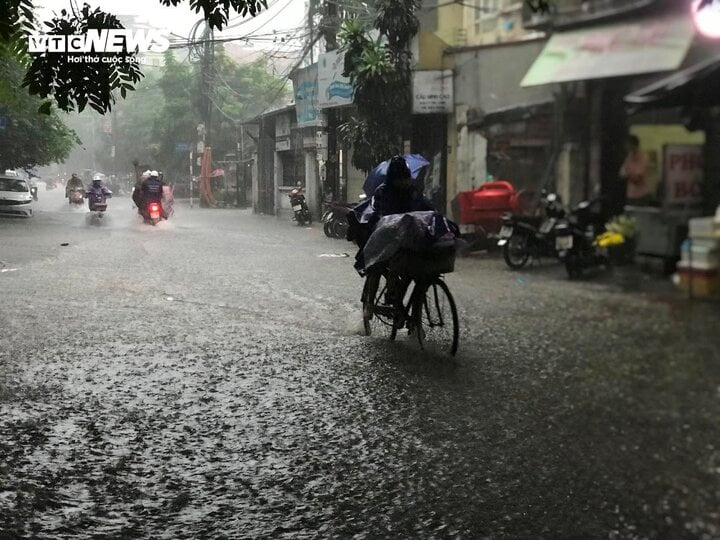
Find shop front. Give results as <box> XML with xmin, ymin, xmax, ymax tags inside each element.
<box><xmin>448</xmin><ymin>38</ymin><xmax>556</xmax><ymax>221</ymax></box>
<box><xmin>625</xmin><ymin>53</ymin><xmax>720</xmax><ymax>281</ymax></box>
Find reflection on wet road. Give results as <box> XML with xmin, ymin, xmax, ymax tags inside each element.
<box><xmin>2</xmin><ymin>187</ymin><xmax>720</xmax><ymax>538</ymax></box>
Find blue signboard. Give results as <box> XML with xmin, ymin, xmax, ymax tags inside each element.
<box><xmin>318</xmin><ymin>51</ymin><xmax>353</xmax><ymax>108</ymax></box>
<box><xmin>175</xmin><ymin>142</ymin><xmax>190</xmax><ymax>153</ymax></box>
<box><xmin>291</xmin><ymin>64</ymin><xmax>320</xmax><ymax>127</ymax></box>
<box><xmin>0</xmin><ymin>116</ymin><xmax>9</xmax><ymax>130</ymax></box>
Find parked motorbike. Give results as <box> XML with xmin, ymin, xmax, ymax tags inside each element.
<box><xmin>289</xmin><ymin>184</ymin><xmax>312</xmax><ymax>226</ymax></box>
<box><xmin>554</xmin><ymin>197</ymin><xmax>607</xmax><ymax>278</ymax></box>
<box><xmin>497</xmin><ymin>192</ymin><xmax>567</xmax><ymax>269</ymax></box>
<box><xmin>323</xmin><ymin>195</ymin><xmax>367</xmax><ymax>239</ymax></box>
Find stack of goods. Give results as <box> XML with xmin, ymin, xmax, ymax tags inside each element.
<box><xmin>676</xmin><ymin>213</ymin><xmax>720</xmax><ymax>297</ymax></box>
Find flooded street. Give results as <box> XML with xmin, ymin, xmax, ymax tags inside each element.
<box><xmin>2</xmin><ymin>188</ymin><xmax>720</xmax><ymax>538</ymax></box>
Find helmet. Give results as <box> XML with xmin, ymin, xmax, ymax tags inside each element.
<box><xmin>143</xmin><ymin>170</ymin><xmax>152</xmax><ymax>177</ymax></box>
<box><xmin>92</xmin><ymin>174</ymin><xmax>102</xmax><ymax>181</ymax></box>
<box><xmin>150</xmin><ymin>170</ymin><xmax>159</xmax><ymax>178</ymax></box>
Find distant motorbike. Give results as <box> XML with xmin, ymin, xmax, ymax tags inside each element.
<box><xmin>141</xmin><ymin>201</ymin><xmax>164</xmax><ymax>226</ymax></box>
<box><xmin>554</xmin><ymin>196</ymin><xmax>607</xmax><ymax>278</ymax></box>
<box><xmin>30</xmin><ymin>186</ymin><xmax>38</xmax><ymax>201</ymax></box>
<box><xmin>86</xmin><ymin>187</ymin><xmax>111</xmax><ymax>221</ymax></box>
<box><xmin>289</xmin><ymin>184</ymin><xmax>311</xmax><ymax>226</ymax></box>
<box><xmin>497</xmin><ymin>192</ymin><xmax>566</xmax><ymax>269</ymax></box>
<box><xmin>68</xmin><ymin>188</ymin><xmax>84</xmax><ymax>206</ymax></box>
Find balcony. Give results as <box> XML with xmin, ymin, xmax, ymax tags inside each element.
<box><xmin>522</xmin><ymin>0</ymin><xmax>665</xmax><ymax>30</ymax></box>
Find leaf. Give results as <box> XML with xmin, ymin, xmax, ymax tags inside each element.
<box><xmin>37</xmin><ymin>100</ymin><xmax>52</xmax><ymax>115</ymax></box>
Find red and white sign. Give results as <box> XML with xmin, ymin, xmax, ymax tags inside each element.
<box><xmin>664</xmin><ymin>144</ymin><xmax>703</xmax><ymax>206</ymax></box>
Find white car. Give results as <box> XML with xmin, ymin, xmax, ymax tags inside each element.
<box><xmin>0</xmin><ymin>175</ymin><xmax>34</xmax><ymax>217</ymax></box>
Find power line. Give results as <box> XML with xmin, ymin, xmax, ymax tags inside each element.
<box><xmin>243</xmin><ymin>0</ymin><xmax>297</xmax><ymax>37</ymax></box>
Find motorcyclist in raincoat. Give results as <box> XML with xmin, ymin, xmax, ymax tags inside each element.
<box><xmin>139</xmin><ymin>170</ymin><xmax>166</xmax><ymax>219</ymax></box>
<box><xmin>85</xmin><ymin>175</ymin><xmax>112</xmax><ymax>211</ymax></box>
<box><xmin>65</xmin><ymin>173</ymin><xmax>84</xmax><ymax>199</ymax></box>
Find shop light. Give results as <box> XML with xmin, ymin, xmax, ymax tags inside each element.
<box><xmin>692</xmin><ymin>0</ymin><xmax>720</xmax><ymax>39</ymax></box>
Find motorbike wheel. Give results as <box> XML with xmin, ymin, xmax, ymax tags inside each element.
<box><xmin>503</xmin><ymin>232</ymin><xmax>530</xmax><ymax>269</ymax></box>
<box><xmin>323</xmin><ymin>221</ymin><xmax>334</xmax><ymax>237</ymax></box>
<box><xmin>332</xmin><ymin>220</ymin><xmax>348</xmax><ymax>239</ymax></box>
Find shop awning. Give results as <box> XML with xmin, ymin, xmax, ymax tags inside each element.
<box><xmin>521</xmin><ymin>13</ymin><xmax>695</xmax><ymax>87</ymax></box>
<box><xmin>468</xmin><ymin>100</ymin><xmax>554</xmax><ymax>129</ymax></box>
<box><xmin>624</xmin><ymin>55</ymin><xmax>720</xmax><ymax>112</ymax></box>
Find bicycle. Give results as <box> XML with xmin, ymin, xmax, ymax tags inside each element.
<box><xmin>361</xmin><ymin>244</ymin><xmax>459</xmax><ymax>356</ymax></box>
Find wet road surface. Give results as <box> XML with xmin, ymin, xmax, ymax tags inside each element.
<box><xmin>2</xmin><ymin>187</ymin><xmax>720</xmax><ymax>538</ymax></box>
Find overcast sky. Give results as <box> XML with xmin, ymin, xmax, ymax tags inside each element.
<box><xmin>34</xmin><ymin>0</ymin><xmax>308</xmax><ymax>50</ymax></box>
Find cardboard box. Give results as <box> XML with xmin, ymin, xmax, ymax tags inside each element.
<box><xmin>689</xmin><ymin>217</ymin><xmax>720</xmax><ymax>239</ymax></box>
<box><xmin>676</xmin><ymin>267</ymin><xmax>720</xmax><ymax>297</ymax></box>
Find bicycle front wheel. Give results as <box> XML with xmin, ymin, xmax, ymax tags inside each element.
<box><xmin>414</xmin><ymin>278</ymin><xmax>459</xmax><ymax>356</ymax></box>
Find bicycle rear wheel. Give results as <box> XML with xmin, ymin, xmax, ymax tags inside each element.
<box><xmin>413</xmin><ymin>278</ymin><xmax>459</xmax><ymax>356</ymax></box>
<box><xmin>362</xmin><ymin>271</ymin><xmax>397</xmax><ymax>339</ymax></box>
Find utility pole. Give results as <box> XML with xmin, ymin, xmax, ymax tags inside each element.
<box><xmin>201</xmin><ymin>24</ymin><xmax>214</xmax><ymax>148</ymax></box>
<box><xmin>321</xmin><ymin>0</ymin><xmax>340</xmax><ymax>201</ymax></box>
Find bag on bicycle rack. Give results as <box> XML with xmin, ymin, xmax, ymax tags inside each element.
<box><xmin>388</xmin><ymin>240</ymin><xmax>457</xmax><ymax>277</ymax></box>
<box><xmin>362</xmin><ymin>211</ymin><xmax>458</xmax><ymax>271</ymax></box>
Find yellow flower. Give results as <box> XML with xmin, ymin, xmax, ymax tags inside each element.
<box><xmin>595</xmin><ymin>232</ymin><xmax>626</xmax><ymax>247</ymax></box>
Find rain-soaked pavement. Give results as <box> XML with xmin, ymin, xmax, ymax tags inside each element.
<box><xmin>2</xmin><ymin>186</ymin><xmax>720</xmax><ymax>539</ymax></box>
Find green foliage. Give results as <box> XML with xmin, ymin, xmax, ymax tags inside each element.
<box><xmin>2</xmin><ymin>0</ymin><xmax>550</xmax><ymax>115</ymax></box>
<box><xmin>606</xmin><ymin>215</ymin><xmax>639</xmax><ymax>240</ymax></box>
<box><xmin>89</xmin><ymin>47</ymin><xmax>287</xmax><ymax>179</ymax></box>
<box><xmin>1</xmin><ymin>0</ymin><xmax>268</xmax><ymax>114</ymax></box>
<box><xmin>0</xmin><ymin>56</ymin><xmax>79</xmax><ymax>170</ymax></box>
<box><xmin>158</xmin><ymin>0</ymin><xmax>268</xmax><ymax>31</ymax></box>
<box><xmin>22</xmin><ymin>5</ymin><xmax>143</xmax><ymax>114</ymax></box>
<box><xmin>338</xmin><ymin>0</ymin><xmax>419</xmax><ymax>173</ymax></box>
<box><xmin>374</xmin><ymin>0</ymin><xmax>419</xmax><ymax>50</ymax></box>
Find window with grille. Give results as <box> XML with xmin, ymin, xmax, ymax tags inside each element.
<box><xmin>475</xmin><ymin>0</ymin><xmax>501</xmax><ymax>34</ymax></box>
<box><xmin>475</xmin><ymin>0</ymin><xmax>500</xmax><ymax>20</ymax></box>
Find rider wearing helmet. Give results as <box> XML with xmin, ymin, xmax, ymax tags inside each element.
<box><xmin>86</xmin><ymin>174</ymin><xmax>112</xmax><ymax>211</ymax></box>
<box><xmin>139</xmin><ymin>170</ymin><xmax>166</xmax><ymax>218</ymax></box>
<box><xmin>132</xmin><ymin>170</ymin><xmax>150</xmax><ymax>208</ymax></box>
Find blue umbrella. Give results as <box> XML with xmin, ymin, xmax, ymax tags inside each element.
<box><xmin>362</xmin><ymin>154</ymin><xmax>430</xmax><ymax>196</ymax></box>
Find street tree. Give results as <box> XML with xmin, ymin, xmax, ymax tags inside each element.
<box><xmin>83</xmin><ymin>48</ymin><xmax>289</xmax><ymax>180</ymax></box>
<box><xmin>0</xmin><ymin>55</ymin><xmax>79</xmax><ymax>170</ymax></box>
<box><xmin>338</xmin><ymin>0</ymin><xmax>419</xmax><ymax>173</ymax></box>
<box><xmin>0</xmin><ymin>0</ymin><xmax>568</xmax><ymax>118</ymax></box>
<box><xmin>1</xmin><ymin>0</ymin><xmax>268</xmax><ymax>114</ymax></box>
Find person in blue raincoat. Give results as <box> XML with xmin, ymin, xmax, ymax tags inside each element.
<box><xmin>347</xmin><ymin>155</ymin><xmax>434</xmax><ymax>254</ymax></box>
<box><xmin>347</xmin><ymin>155</ymin><xmax>436</xmax><ymax>320</ymax></box>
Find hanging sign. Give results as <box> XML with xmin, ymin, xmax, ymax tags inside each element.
<box><xmin>664</xmin><ymin>144</ymin><xmax>703</xmax><ymax>206</ymax></box>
